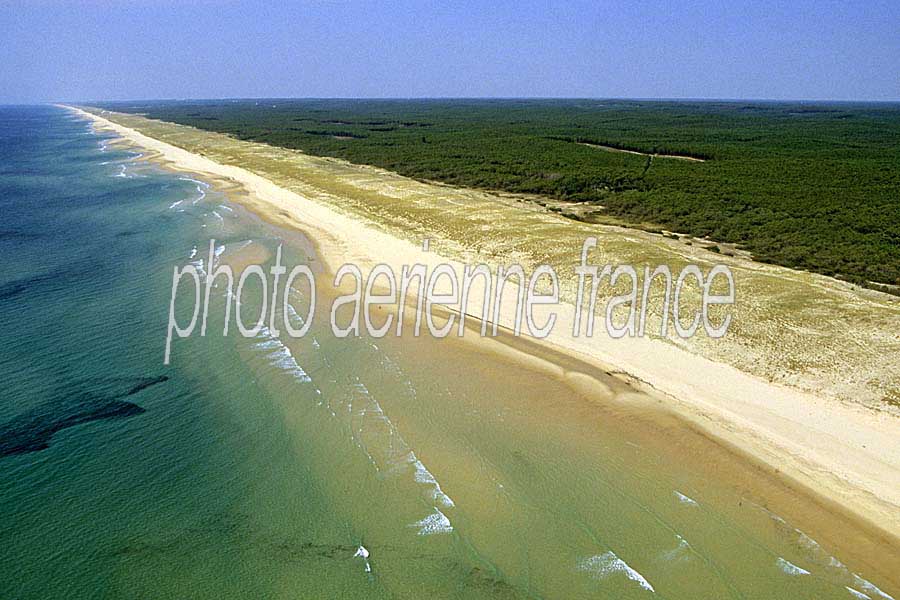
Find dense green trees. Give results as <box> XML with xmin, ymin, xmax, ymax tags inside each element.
<box><xmin>97</xmin><ymin>99</ymin><xmax>900</xmax><ymax>287</ymax></box>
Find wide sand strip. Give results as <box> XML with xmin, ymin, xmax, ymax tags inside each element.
<box><xmin>67</xmin><ymin>106</ymin><xmax>900</xmax><ymax>540</ymax></box>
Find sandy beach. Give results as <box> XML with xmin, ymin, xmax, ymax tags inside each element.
<box><xmin>66</xmin><ymin>105</ymin><xmax>900</xmax><ymax>551</ymax></box>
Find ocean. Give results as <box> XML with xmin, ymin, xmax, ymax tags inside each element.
<box><xmin>0</xmin><ymin>105</ymin><xmax>894</xmax><ymax>599</ymax></box>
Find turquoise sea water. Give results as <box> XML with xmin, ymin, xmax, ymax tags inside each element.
<box><xmin>0</xmin><ymin>106</ymin><xmax>896</xmax><ymax>599</ymax></box>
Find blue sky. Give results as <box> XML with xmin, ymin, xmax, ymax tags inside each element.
<box><xmin>3</xmin><ymin>0</ymin><xmax>898</xmax><ymax>103</ymax></box>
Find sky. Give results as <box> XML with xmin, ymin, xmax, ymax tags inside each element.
<box><xmin>3</xmin><ymin>0</ymin><xmax>898</xmax><ymax>103</ymax></box>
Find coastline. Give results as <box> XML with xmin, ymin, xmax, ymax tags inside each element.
<box><xmin>65</xmin><ymin>104</ymin><xmax>900</xmax><ymax>549</ymax></box>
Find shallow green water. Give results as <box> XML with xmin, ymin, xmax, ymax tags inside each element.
<box><xmin>0</xmin><ymin>106</ymin><xmax>895</xmax><ymax>599</ymax></box>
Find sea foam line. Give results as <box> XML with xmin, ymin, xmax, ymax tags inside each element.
<box><xmin>852</xmin><ymin>575</ymin><xmax>895</xmax><ymax>600</ymax></box>
<box><xmin>674</xmin><ymin>490</ymin><xmax>699</xmax><ymax>506</ymax></box>
<box><xmin>750</xmin><ymin>500</ymin><xmax>894</xmax><ymax>599</ymax></box>
<box><xmin>254</xmin><ymin>326</ymin><xmax>312</xmax><ymax>383</ymax></box>
<box><xmin>661</xmin><ymin>534</ymin><xmax>691</xmax><ymax>563</ymax></box>
<box><xmin>268</xmin><ymin>298</ymin><xmax>455</xmax><ymax>535</ymax></box>
<box><xmin>776</xmin><ymin>557</ymin><xmax>810</xmax><ymax>576</ymax></box>
<box><xmin>188</xmin><ymin>258</ymin><xmax>206</xmax><ymax>279</ymax></box>
<box><xmin>411</xmin><ymin>508</ymin><xmax>453</xmax><ymax>536</ymax></box>
<box><xmin>847</xmin><ymin>587</ymin><xmax>873</xmax><ymax>600</ymax></box>
<box><xmin>578</xmin><ymin>552</ymin><xmax>655</xmax><ymax>592</ymax></box>
<box><xmin>179</xmin><ymin>177</ymin><xmax>210</xmax><ymax>204</ymax></box>
<box><xmin>348</xmin><ymin>381</ymin><xmax>455</xmax><ymax>506</ymax></box>
<box><xmin>316</xmin><ymin>365</ymin><xmax>455</xmax><ymax>534</ymax></box>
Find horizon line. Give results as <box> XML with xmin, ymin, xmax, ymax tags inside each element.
<box><xmin>6</xmin><ymin>95</ymin><xmax>895</xmax><ymax>108</ymax></box>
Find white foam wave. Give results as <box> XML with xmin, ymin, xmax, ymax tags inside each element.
<box><xmin>169</xmin><ymin>200</ymin><xmax>184</xmax><ymax>209</ymax></box>
<box><xmin>188</xmin><ymin>258</ymin><xmax>206</xmax><ymax>280</ymax></box>
<box><xmin>411</xmin><ymin>509</ymin><xmax>453</xmax><ymax>536</ymax></box>
<box><xmin>749</xmin><ymin>500</ymin><xmax>787</xmax><ymax>525</ymax></box>
<box><xmin>254</xmin><ymin>326</ymin><xmax>312</xmax><ymax>382</ymax></box>
<box><xmin>414</xmin><ymin>459</ymin><xmax>455</xmax><ymax>508</ymax></box>
<box><xmin>661</xmin><ymin>534</ymin><xmax>691</xmax><ymax>562</ymax></box>
<box><xmin>777</xmin><ymin>557</ymin><xmax>810</xmax><ymax>576</ymax></box>
<box><xmin>286</xmin><ymin>301</ymin><xmax>305</xmax><ymax>327</ymax></box>
<box><xmin>852</xmin><ymin>575</ymin><xmax>895</xmax><ymax>600</ymax></box>
<box><xmin>298</xmin><ymin>344</ymin><xmax>455</xmax><ymax>532</ymax></box>
<box><xmin>346</xmin><ymin>379</ymin><xmax>456</xmax><ymax>510</ymax></box>
<box><xmin>797</xmin><ymin>530</ymin><xmax>822</xmax><ymax>552</ymax></box>
<box><xmin>179</xmin><ymin>177</ymin><xmax>210</xmax><ymax>204</ymax></box>
<box><xmin>312</xmin><ymin>362</ymin><xmax>457</xmax><ymax>524</ymax></box>
<box><xmin>848</xmin><ymin>588</ymin><xmax>873</xmax><ymax>600</ymax></box>
<box><xmin>674</xmin><ymin>491</ymin><xmax>698</xmax><ymax>506</ymax></box>
<box><xmin>751</xmin><ymin>501</ymin><xmax>893</xmax><ymax>597</ymax></box>
<box><xmin>179</xmin><ymin>176</ymin><xmax>210</xmax><ymax>188</ymax></box>
<box><xmin>578</xmin><ymin>552</ymin><xmax>655</xmax><ymax>592</ymax></box>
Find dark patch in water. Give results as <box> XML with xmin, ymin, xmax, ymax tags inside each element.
<box><xmin>464</xmin><ymin>566</ymin><xmax>525</xmax><ymax>599</ymax></box>
<box><xmin>107</xmin><ymin>509</ymin><xmax>448</xmax><ymax>570</ymax></box>
<box><xmin>0</xmin><ymin>263</ymin><xmax>99</xmax><ymax>302</ymax></box>
<box><xmin>0</xmin><ymin>272</ymin><xmax>57</xmax><ymax>301</ymax></box>
<box><xmin>263</xmin><ymin>539</ymin><xmax>369</xmax><ymax>562</ymax></box>
<box><xmin>125</xmin><ymin>376</ymin><xmax>169</xmax><ymax>396</ymax></box>
<box><xmin>0</xmin><ymin>398</ymin><xmax>145</xmax><ymax>456</ymax></box>
<box><xmin>0</xmin><ymin>230</ymin><xmax>42</xmax><ymax>241</ymax></box>
<box><xmin>0</xmin><ymin>376</ymin><xmax>167</xmax><ymax>457</ymax></box>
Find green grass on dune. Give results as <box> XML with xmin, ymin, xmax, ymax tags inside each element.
<box><xmin>94</xmin><ymin>99</ymin><xmax>900</xmax><ymax>287</ymax></box>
